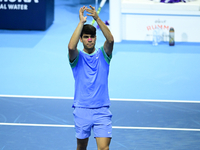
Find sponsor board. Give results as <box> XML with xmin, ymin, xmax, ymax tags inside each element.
<box><xmin>0</xmin><ymin>0</ymin><xmax>39</xmax><ymax>10</ymax></box>
<box><xmin>0</xmin><ymin>0</ymin><xmax>54</xmax><ymax>30</ymax></box>
<box><xmin>122</xmin><ymin>14</ymin><xmax>200</xmax><ymax>42</ymax></box>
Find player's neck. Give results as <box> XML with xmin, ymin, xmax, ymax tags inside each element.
<box><xmin>83</xmin><ymin>48</ymin><xmax>95</xmax><ymax>54</ymax></box>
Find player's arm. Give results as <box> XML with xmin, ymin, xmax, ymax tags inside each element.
<box><xmin>86</xmin><ymin>5</ymin><xmax>114</xmax><ymax>56</ymax></box>
<box><xmin>68</xmin><ymin>6</ymin><xmax>87</xmax><ymax>62</ymax></box>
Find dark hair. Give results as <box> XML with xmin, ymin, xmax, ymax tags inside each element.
<box><xmin>80</xmin><ymin>24</ymin><xmax>96</xmax><ymax>38</ymax></box>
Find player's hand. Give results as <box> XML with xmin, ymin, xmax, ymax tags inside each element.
<box><xmin>86</xmin><ymin>5</ymin><xmax>99</xmax><ymax>21</ymax></box>
<box><xmin>79</xmin><ymin>6</ymin><xmax>87</xmax><ymax>23</ymax></box>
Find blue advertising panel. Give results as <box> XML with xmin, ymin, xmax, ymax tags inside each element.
<box><xmin>0</xmin><ymin>0</ymin><xmax>54</xmax><ymax>30</ymax></box>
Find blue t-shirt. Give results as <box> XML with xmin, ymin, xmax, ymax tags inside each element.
<box><xmin>69</xmin><ymin>46</ymin><xmax>112</xmax><ymax>108</ymax></box>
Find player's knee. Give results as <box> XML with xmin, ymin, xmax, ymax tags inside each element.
<box><xmin>77</xmin><ymin>138</ymin><xmax>88</xmax><ymax>150</ymax></box>
<box><xmin>98</xmin><ymin>145</ymin><xmax>109</xmax><ymax>150</ymax></box>
<box><xmin>77</xmin><ymin>143</ymin><xmax>87</xmax><ymax>150</ymax></box>
<box><xmin>77</xmin><ymin>145</ymin><xmax>87</xmax><ymax>150</ymax></box>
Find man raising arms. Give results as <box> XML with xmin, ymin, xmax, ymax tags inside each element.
<box><xmin>68</xmin><ymin>5</ymin><xmax>114</xmax><ymax>150</ymax></box>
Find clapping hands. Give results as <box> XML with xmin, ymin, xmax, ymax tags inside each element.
<box><xmin>79</xmin><ymin>5</ymin><xmax>99</xmax><ymax>23</ymax></box>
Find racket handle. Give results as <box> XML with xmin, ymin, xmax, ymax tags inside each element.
<box><xmin>91</xmin><ymin>7</ymin><xmax>101</xmax><ymax>25</ymax></box>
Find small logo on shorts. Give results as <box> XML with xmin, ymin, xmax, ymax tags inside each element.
<box><xmin>108</xmin><ymin>132</ymin><xmax>111</xmax><ymax>134</ymax></box>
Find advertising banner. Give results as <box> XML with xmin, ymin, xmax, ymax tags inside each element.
<box><xmin>122</xmin><ymin>14</ymin><xmax>200</xmax><ymax>42</ymax></box>
<box><xmin>0</xmin><ymin>0</ymin><xmax>54</xmax><ymax>30</ymax></box>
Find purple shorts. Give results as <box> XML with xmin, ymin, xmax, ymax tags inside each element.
<box><xmin>73</xmin><ymin>107</ymin><xmax>112</xmax><ymax>139</ymax></box>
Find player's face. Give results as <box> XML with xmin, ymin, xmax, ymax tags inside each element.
<box><xmin>80</xmin><ymin>34</ymin><xmax>96</xmax><ymax>52</ymax></box>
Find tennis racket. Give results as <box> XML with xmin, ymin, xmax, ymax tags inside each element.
<box><xmin>91</xmin><ymin>0</ymin><xmax>107</xmax><ymax>25</ymax></box>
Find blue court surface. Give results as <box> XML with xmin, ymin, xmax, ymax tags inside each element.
<box><xmin>1</xmin><ymin>0</ymin><xmax>200</xmax><ymax>149</ymax></box>
<box><xmin>1</xmin><ymin>96</ymin><xmax>200</xmax><ymax>149</ymax></box>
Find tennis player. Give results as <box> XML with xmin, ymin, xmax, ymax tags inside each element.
<box><xmin>68</xmin><ymin>5</ymin><xmax>114</xmax><ymax>150</ymax></box>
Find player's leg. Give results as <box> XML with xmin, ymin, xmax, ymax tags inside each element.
<box><xmin>73</xmin><ymin>108</ymin><xmax>92</xmax><ymax>150</ymax></box>
<box><xmin>77</xmin><ymin>138</ymin><xmax>89</xmax><ymax>150</ymax></box>
<box><xmin>96</xmin><ymin>137</ymin><xmax>111</xmax><ymax>150</ymax></box>
<box><xmin>93</xmin><ymin>107</ymin><xmax>112</xmax><ymax>150</ymax></box>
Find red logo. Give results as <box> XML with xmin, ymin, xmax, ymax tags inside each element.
<box><xmin>147</xmin><ymin>25</ymin><xmax>169</xmax><ymax>31</ymax></box>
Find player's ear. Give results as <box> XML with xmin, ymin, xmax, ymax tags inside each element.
<box><xmin>80</xmin><ymin>37</ymin><xmax>83</xmax><ymax>43</ymax></box>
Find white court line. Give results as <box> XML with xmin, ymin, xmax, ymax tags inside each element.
<box><xmin>0</xmin><ymin>94</ymin><xmax>73</xmax><ymax>100</ymax></box>
<box><xmin>0</xmin><ymin>122</ymin><xmax>200</xmax><ymax>132</ymax></box>
<box><xmin>0</xmin><ymin>94</ymin><xmax>200</xmax><ymax>103</ymax></box>
<box><xmin>0</xmin><ymin>123</ymin><xmax>74</xmax><ymax>128</ymax></box>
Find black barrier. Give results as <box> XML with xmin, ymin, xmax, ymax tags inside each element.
<box><xmin>0</xmin><ymin>0</ymin><xmax>54</xmax><ymax>30</ymax></box>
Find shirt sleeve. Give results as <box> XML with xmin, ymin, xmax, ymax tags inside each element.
<box><xmin>68</xmin><ymin>50</ymin><xmax>80</xmax><ymax>69</ymax></box>
<box><xmin>100</xmin><ymin>46</ymin><xmax>112</xmax><ymax>65</ymax></box>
